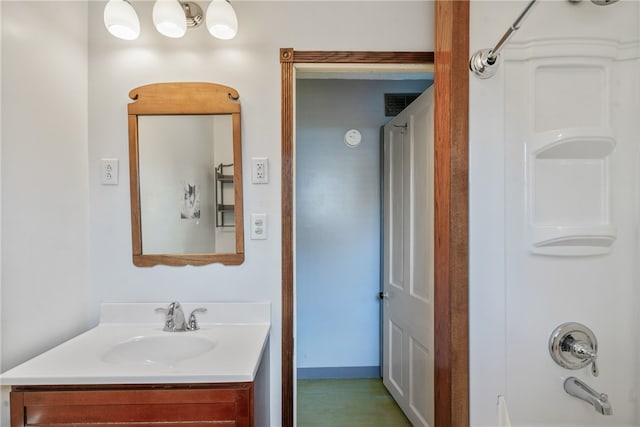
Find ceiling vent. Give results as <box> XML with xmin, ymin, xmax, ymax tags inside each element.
<box><xmin>384</xmin><ymin>93</ymin><xmax>421</xmax><ymax>117</ymax></box>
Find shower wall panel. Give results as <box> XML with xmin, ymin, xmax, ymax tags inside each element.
<box><xmin>504</xmin><ymin>38</ymin><xmax>637</xmax><ymax>426</ymax></box>
<box><xmin>469</xmin><ymin>1</ymin><xmax>640</xmax><ymax>425</ymax></box>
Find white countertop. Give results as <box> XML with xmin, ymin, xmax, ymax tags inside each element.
<box><xmin>1</xmin><ymin>302</ymin><xmax>270</xmax><ymax>386</ymax></box>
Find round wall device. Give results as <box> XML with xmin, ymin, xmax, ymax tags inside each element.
<box><xmin>344</xmin><ymin>129</ymin><xmax>362</xmax><ymax>147</ymax></box>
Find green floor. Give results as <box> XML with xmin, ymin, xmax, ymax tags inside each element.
<box><xmin>297</xmin><ymin>378</ymin><xmax>412</xmax><ymax>427</ymax></box>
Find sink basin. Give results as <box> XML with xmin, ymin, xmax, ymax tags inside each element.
<box><xmin>101</xmin><ymin>335</ymin><xmax>216</xmax><ymax>366</ymax></box>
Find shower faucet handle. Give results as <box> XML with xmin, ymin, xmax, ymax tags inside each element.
<box><xmin>571</xmin><ymin>340</ymin><xmax>599</xmax><ymax>377</ymax></box>
<box><xmin>549</xmin><ymin>322</ymin><xmax>599</xmax><ymax>377</ymax></box>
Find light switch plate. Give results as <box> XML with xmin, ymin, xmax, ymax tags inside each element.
<box><xmin>250</xmin><ymin>213</ymin><xmax>267</xmax><ymax>240</ymax></box>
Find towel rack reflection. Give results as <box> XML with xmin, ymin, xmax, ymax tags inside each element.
<box><xmin>215</xmin><ymin>163</ymin><xmax>234</xmax><ymax>228</ymax></box>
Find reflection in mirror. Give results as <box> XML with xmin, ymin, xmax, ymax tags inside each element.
<box><xmin>138</xmin><ymin>115</ymin><xmax>235</xmax><ymax>255</ymax></box>
<box><xmin>128</xmin><ymin>83</ymin><xmax>244</xmax><ymax>267</ymax></box>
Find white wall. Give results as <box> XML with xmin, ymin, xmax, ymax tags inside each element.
<box><xmin>1</xmin><ymin>1</ymin><xmax>90</xmax><ymax>423</ymax></box>
<box><xmin>295</xmin><ymin>79</ymin><xmax>431</xmax><ymax>374</ymax></box>
<box><xmin>469</xmin><ymin>1</ymin><xmax>640</xmax><ymax>425</ymax></box>
<box><xmin>1</xmin><ymin>1</ymin><xmax>90</xmax><ymax>370</ymax></box>
<box><xmin>87</xmin><ymin>2</ymin><xmax>433</xmax><ymax>426</ymax></box>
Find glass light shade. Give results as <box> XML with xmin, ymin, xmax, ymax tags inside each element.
<box><xmin>153</xmin><ymin>0</ymin><xmax>187</xmax><ymax>38</ymax></box>
<box><xmin>206</xmin><ymin>0</ymin><xmax>238</xmax><ymax>40</ymax></box>
<box><xmin>103</xmin><ymin>0</ymin><xmax>140</xmax><ymax>41</ymax></box>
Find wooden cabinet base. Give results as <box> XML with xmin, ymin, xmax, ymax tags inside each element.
<box><xmin>10</xmin><ymin>383</ymin><xmax>254</xmax><ymax>427</ymax></box>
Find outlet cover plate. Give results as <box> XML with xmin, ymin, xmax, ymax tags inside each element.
<box><xmin>101</xmin><ymin>158</ymin><xmax>119</xmax><ymax>185</ymax></box>
<box><xmin>251</xmin><ymin>157</ymin><xmax>268</xmax><ymax>184</ymax></box>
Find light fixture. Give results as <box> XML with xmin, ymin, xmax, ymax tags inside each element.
<box><xmin>206</xmin><ymin>0</ymin><xmax>238</xmax><ymax>40</ymax></box>
<box><xmin>104</xmin><ymin>0</ymin><xmax>237</xmax><ymax>41</ymax></box>
<box><xmin>153</xmin><ymin>0</ymin><xmax>187</xmax><ymax>38</ymax></box>
<box><xmin>103</xmin><ymin>0</ymin><xmax>140</xmax><ymax>41</ymax></box>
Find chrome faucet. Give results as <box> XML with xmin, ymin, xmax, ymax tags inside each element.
<box><xmin>156</xmin><ymin>302</ymin><xmax>187</xmax><ymax>331</ymax></box>
<box><xmin>564</xmin><ymin>377</ymin><xmax>613</xmax><ymax>415</ymax></box>
<box><xmin>155</xmin><ymin>302</ymin><xmax>207</xmax><ymax>332</ymax></box>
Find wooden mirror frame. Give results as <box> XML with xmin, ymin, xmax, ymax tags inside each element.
<box><xmin>128</xmin><ymin>82</ymin><xmax>245</xmax><ymax>267</ymax></box>
<box><xmin>280</xmin><ymin>2</ymin><xmax>469</xmax><ymax>426</ymax></box>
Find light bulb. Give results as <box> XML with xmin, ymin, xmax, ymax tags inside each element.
<box><xmin>153</xmin><ymin>0</ymin><xmax>187</xmax><ymax>38</ymax></box>
<box><xmin>103</xmin><ymin>0</ymin><xmax>140</xmax><ymax>41</ymax></box>
<box><xmin>206</xmin><ymin>0</ymin><xmax>238</xmax><ymax>40</ymax></box>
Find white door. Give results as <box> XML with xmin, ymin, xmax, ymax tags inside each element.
<box><xmin>382</xmin><ymin>87</ymin><xmax>434</xmax><ymax>427</ymax></box>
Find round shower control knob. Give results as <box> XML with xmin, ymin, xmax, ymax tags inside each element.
<box><xmin>549</xmin><ymin>322</ymin><xmax>599</xmax><ymax>376</ymax></box>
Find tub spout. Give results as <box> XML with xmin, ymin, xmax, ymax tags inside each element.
<box><xmin>564</xmin><ymin>377</ymin><xmax>613</xmax><ymax>415</ymax></box>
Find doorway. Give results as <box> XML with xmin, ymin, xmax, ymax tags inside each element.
<box><xmin>280</xmin><ymin>42</ymin><xmax>469</xmax><ymax>427</ymax></box>
<box><xmin>295</xmin><ymin>75</ymin><xmax>432</xmax><ymax>425</ymax></box>
<box><xmin>295</xmin><ymin>77</ymin><xmax>433</xmax><ymax>386</ymax></box>
<box><xmin>285</xmin><ymin>52</ymin><xmax>434</xmax><ymax>427</ymax></box>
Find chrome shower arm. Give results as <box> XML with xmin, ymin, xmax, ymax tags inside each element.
<box><xmin>487</xmin><ymin>0</ymin><xmax>538</xmax><ymax>63</ymax></box>
<box><xmin>470</xmin><ymin>0</ymin><xmax>538</xmax><ymax>78</ymax></box>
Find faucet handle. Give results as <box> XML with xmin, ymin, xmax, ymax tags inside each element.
<box><xmin>549</xmin><ymin>322</ymin><xmax>599</xmax><ymax>377</ymax></box>
<box><xmin>188</xmin><ymin>308</ymin><xmax>208</xmax><ymax>331</ymax></box>
<box><xmin>571</xmin><ymin>341</ymin><xmax>599</xmax><ymax>377</ymax></box>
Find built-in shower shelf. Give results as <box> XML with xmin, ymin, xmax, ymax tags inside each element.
<box><xmin>530</xmin><ymin>225</ymin><xmax>616</xmax><ymax>256</ymax></box>
<box><xmin>528</xmin><ymin>127</ymin><xmax>616</xmax><ymax>256</ymax></box>
<box><xmin>530</xmin><ymin>128</ymin><xmax>615</xmax><ymax>159</ymax></box>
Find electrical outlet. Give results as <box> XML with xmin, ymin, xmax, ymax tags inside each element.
<box><xmin>101</xmin><ymin>159</ymin><xmax>119</xmax><ymax>185</ymax></box>
<box><xmin>250</xmin><ymin>213</ymin><xmax>267</xmax><ymax>240</ymax></box>
<box><xmin>251</xmin><ymin>157</ymin><xmax>268</xmax><ymax>184</ymax></box>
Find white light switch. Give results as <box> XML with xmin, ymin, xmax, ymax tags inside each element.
<box><xmin>250</xmin><ymin>213</ymin><xmax>267</xmax><ymax>240</ymax></box>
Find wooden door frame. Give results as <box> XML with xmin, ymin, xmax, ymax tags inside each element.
<box><xmin>280</xmin><ymin>2</ymin><xmax>469</xmax><ymax>426</ymax></box>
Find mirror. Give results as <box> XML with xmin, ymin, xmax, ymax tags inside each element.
<box><xmin>128</xmin><ymin>82</ymin><xmax>244</xmax><ymax>267</ymax></box>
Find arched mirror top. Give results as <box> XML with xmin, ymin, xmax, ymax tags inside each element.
<box><xmin>128</xmin><ymin>82</ymin><xmax>244</xmax><ymax>267</ymax></box>
<box><xmin>128</xmin><ymin>82</ymin><xmax>240</xmax><ymax>115</ymax></box>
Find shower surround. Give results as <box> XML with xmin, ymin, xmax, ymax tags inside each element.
<box><xmin>470</xmin><ymin>0</ymin><xmax>640</xmax><ymax>425</ymax></box>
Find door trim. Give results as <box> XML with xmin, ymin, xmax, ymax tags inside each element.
<box><xmin>280</xmin><ymin>3</ymin><xmax>469</xmax><ymax>424</ymax></box>
<box><xmin>432</xmin><ymin>2</ymin><xmax>469</xmax><ymax>425</ymax></box>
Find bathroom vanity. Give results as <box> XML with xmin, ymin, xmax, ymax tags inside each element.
<box><xmin>2</xmin><ymin>303</ymin><xmax>271</xmax><ymax>427</ymax></box>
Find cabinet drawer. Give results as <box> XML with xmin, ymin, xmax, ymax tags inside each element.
<box><xmin>11</xmin><ymin>383</ymin><xmax>253</xmax><ymax>427</ymax></box>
